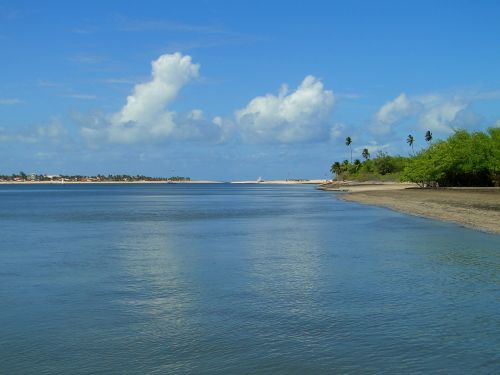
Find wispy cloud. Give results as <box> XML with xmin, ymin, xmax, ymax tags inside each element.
<box><xmin>468</xmin><ymin>90</ymin><xmax>500</xmax><ymax>100</ymax></box>
<box><xmin>336</xmin><ymin>93</ymin><xmax>363</xmax><ymax>100</ymax></box>
<box><xmin>115</xmin><ymin>16</ymin><xmax>267</xmax><ymax>51</ymax></box>
<box><xmin>162</xmin><ymin>33</ymin><xmax>267</xmax><ymax>52</ymax></box>
<box><xmin>0</xmin><ymin>119</ymin><xmax>67</xmax><ymax>144</ymax></box>
<box><xmin>0</xmin><ymin>98</ymin><xmax>22</xmax><ymax>105</ymax></box>
<box><xmin>71</xmin><ymin>25</ymin><xmax>100</xmax><ymax>35</ymax></box>
<box><xmin>67</xmin><ymin>54</ymin><xmax>107</xmax><ymax>64</ymax></box>
<box><xmin>38</xmin><ymin>79</ymin><xmax>62</xmax><ymax>87</ymax></box>
<box><xmin>62</xmin><ymin>94</ymin><xmax>97</xmax><ymax>100</ymax></box>
<box><xmin>102</xmin><ymin>78</ymin><xmax>137</xmax><ymax>85</ymax></box>
<box><xmin>115</xmin><ymin>17</ymin><xmax>225</xmax><ymax>34</ymax></box>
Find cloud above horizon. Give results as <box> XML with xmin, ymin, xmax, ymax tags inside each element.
<box><xmin>372</xmin><ymin>93</ymin><xmax>481</xmax><ymax>135</ymax></box>
<box><xmin>0</xmin><ymin>119</ymin><xmax>67</xmax><ymax>144</ymax></box>
<box><xmin>79</xmin><ymin>55</ymin><xmax>336</xmax><ymax>145</ymax></box>
<box><xmin>236</xmin><ymin>76</ymin><xmax>335</xmax><ymax>143</ymax></box>
<box><xmin>81</xmin><ymin>52</ymin><xmax>227</xmax><ymax>144</ymax></box>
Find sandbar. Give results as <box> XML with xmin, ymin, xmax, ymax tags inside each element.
<box><xmin>320</xmin><ymin>182</ymin><xmax>500</xmax><ymax>234</ymax></box>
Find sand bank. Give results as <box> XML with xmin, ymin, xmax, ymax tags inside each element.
<box><xmin>231</xmin><ymin>179</ymin><xmax>327</xmax><ymax>184</ymax></box>
<box><xmin>321</xmin><ymin>182</ymin><xmax>500</xmax><ymax>234</ymax></box>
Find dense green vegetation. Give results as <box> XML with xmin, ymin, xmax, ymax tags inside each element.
<box><xmin>330</xmin><ymin>152</ymin><xmax>406</xmax><ymax>182</ymax></box>
<box><xmin>402</xmin><ymin>128</ymin><xmax>499</xmax><ymax>187</ymax></box>
<box><xmin>331</xmin><ymin>128</ymin><xmax>500</xmax><ymax>187</ymax></box>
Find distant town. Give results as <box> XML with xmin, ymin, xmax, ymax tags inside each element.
<box><xmin>0</xmin><ymin>172</ymin><xmax>191</xmax><ymax>183</ymax></box>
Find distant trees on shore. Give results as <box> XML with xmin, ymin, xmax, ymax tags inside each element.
<box><xmin>330</xmin><ymin>151</ymin><xmax>406</xmax><ymax>182</ymax></box>
<box><xmin>0</xmin><ymin>173</ymin><xmax>191</xmax><ymax>183</ymax></box>
<box><xmin>330</xmin><ymin>127</ymin><xmax>500</xmax><ymax>187</ymax></box>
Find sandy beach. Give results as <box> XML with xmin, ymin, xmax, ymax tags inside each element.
<box><xmin>231</xmin><ymin>179</ymin><xmax>327</xmax><ymax>184</ymax></box>
<box><xmin>320</xmin><ymin>182</ymin><xmax>500</xmax><ymax>234</ymax></box>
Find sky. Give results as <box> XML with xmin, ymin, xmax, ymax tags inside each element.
<box><xmin>1</xmin><ymin>0</ymin><xmax>500</xmax><ymax>180</ymax></box>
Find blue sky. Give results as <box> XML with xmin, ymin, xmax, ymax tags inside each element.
<box><xmin>1</xmin><ymin>0</ymin><xmax>499</xmax><ymax>180</ymax></box>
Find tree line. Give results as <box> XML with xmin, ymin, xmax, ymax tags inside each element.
<box><xmin>0</xmin><ymin>173</ymin><xmax>191</xmax><ymax>182</ymax></box>
<box><xmin>330</xmin><ymin>127</ymin><xmax>499</xmax><ymax>187</ymax></box>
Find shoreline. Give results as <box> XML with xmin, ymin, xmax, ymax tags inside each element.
<box><xmin>0</xmin><ymin>179</ymin><xmax>327</xmax><ymax>185</ymax></box>
<box><xmin>320</xmin><ymin>182</ymin><xmax>500</xmax><ymax>234</ymax></box>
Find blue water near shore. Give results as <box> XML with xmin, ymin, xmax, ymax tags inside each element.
<box><xmin>0</xmin><ymin>184</ymin><xmax>499</xmax><ymax>374</ymax></box>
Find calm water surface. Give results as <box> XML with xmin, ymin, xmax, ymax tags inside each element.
<box><xmin>0</xmin><ymin>184</ymin><xmax>499</xmax><ymax>374</ymax></box>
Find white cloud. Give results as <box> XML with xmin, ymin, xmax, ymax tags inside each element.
<box><xmin>373</xmin><ymin>93</ymin><xmax>480</xmax><ymax>134</ymax></box>
<box><xmin>79</xmin><ymin>52</ymin><xmax>228</xmax><ymax>144</ymax></box>
<box><xmin>418</xmin><ymin>100</ymin><xmax>467</xmax><ymax>133</ymax></box>
<box><xmin>236</xmin><ymin>75</ymin><xmax>335</xmax><ymax>143</ymax></box>
<box><xmin>187</xmin><ymin>109</ymin><xmax>204</xmax><ymax>120</ymax></box>
<box><xmin>373</xmin><ymin>93</ymin><xmax>419</xmax><ymax>134</ymax></box>
<box><xmin>113</xmin><ymin>53</ymin><xmax>198</xmax><ymax>128</ymax></box>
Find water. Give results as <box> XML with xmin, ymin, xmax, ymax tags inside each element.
<box><xmin>0</xmin><ymin>184</ymin><xmax>499</xmax><ymax>374</ymax></box>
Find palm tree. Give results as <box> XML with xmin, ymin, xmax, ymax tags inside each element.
<box><xmin>330</xmin><ymin>162</ymin><xmax>342</xmax><ymax>177</ymax></box>
<box><xmin>425</xmin><ymin>130</ymin><xmax>433</xmax><ymax>144</ymax></box>
<box><xmin>362</xmin><ymin>148</ymin><xmax>370</xmax><ymax>160</ymax></box>
<box><xmin>345</xmin><ymin>136</ymin><xmax>352</xmax><ymax>163</ymax></box>
<box><xmin>406</xmin><ymin>134</ymin><xmax>414</xmax><ymax>155</ymax></box>
<box><xmin>342</xmin><ymin>159</ymin><xmax>350</xmax><ymax>172</ymax></box>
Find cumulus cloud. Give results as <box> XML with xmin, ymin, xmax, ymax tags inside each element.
<box><xmin>109</xmin><ymin>52</ymin><xmax>199</xmax><ymax>142</ymax></box>
<box><xmin>417</xmin><ymin>100</ymin><xmax>468</xmax><ymax>133</ymax></box>
<box><xmin>236</xmin><ymin>75</ymin><xmax>335</xmax><ymax>143</ymax></box>
<box><xmin>373</xmin><ymin>93</ymin><xmax>419</xmax><ymax>134</ymax></box>
<box><xmin>372</xmin><ymin>93</ymin><xmax>480</xmax><ymax>135</ymax></box>
<box><xmin>79</xmin><ymin>52</ymin><xmax>226</xmax><ymax>144</ymax></box>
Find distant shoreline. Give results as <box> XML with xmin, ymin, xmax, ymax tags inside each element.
<box><xmin>0</xmin><ymin>179</ymin><xmax>327</xmax><ymax>185</ymax></box>
<box><xmin>0</xmin><ymin>180</ymin><xmax>222</xmax><ymax>184</ymax></box>
<box><xmin>320</xmin><ymin>182</ymin><xmax>500</xmax><ymax>234</ymax></box>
